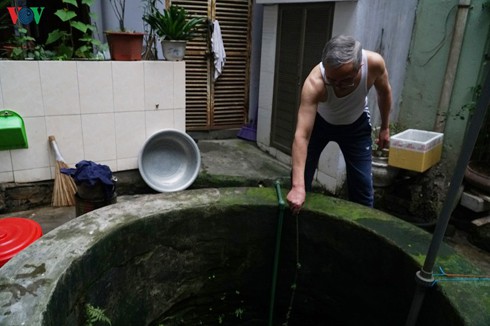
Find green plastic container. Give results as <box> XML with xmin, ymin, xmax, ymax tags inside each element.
<box><xmin>0</xmin><ymin>110</ymin><xmax>28</xmax><ymax>150</ymax></box>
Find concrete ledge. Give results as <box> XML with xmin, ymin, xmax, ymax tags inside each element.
<box><xmin>0</xmin><ymin>139</ymin><xmax>292</xmax><ymax>213</ymax></box>
<box><xmin>0</xmin><ymin>188</ymin><xmax>488</xmax><ymax>325</ymax></box>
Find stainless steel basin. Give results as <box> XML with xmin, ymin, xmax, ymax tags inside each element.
<box><xmin>138</xmin><ymin>129</ymin><xmax>201</xmax><ymax>192</ymax></box>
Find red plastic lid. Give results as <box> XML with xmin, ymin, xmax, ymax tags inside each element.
<box><xmin>0</xmin><ymin>217</ymin><xmax>43</xmax><ymax>267</ymax></box>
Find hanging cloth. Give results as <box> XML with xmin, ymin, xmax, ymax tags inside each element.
<box><xmin>211</xmin><ymin>20</ymin><xmax>226</xmax><ymax>81</ymax></box>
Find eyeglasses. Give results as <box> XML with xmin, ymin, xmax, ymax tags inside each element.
<box><xmin>325</xmin><ymin>65</ymin><xmax>361</xmax><ymax>88</ymax></box>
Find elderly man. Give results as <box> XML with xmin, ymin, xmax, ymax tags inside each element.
<box><xmin>287</xmin><ymin>35</ymin><xmax>392</xmax><ymax>213</ymax></box>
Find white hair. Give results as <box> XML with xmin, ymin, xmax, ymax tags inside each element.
<box><xmin>322</xmin><ymin>35</ymin><xmax>362</xmax><ymax>70</ymax></box>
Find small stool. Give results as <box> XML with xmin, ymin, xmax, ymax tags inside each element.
<box><xmin>0</xmin><ymin>217</ymin><xmax>43</xmax><ymax>267</ymax></box>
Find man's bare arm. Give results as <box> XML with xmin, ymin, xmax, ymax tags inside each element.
<box><xmin>287</xmin><ymin>68</ymin><xmax>324</xmax><ymax>213</ymax></box>
<box><xmin>372</xmin><ymin>55</ymin><xmax>392</xmax><ymax>149</ymax></box>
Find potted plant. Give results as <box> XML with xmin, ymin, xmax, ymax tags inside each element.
<box><xmin>106</xmin><ymin>0</ymin><xmax>144</xmax><ymax>61</ymax></box>
<box><xmin>143</xmin><ymin>3</ymin><xmax>204</xmax><ymax>61</ymax></box>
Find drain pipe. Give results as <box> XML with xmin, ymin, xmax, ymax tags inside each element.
<box><xmin>434</xmin><ymin>0</ymin><xmax>472</xmax><ymax>132</ymax></box>
<box><xmin>269</xmin><ymin>180</ymin><xmax>286</xmax><ymax>326</ymax></box>
<box><xmin>406</xmin><ymin>70</ymin><xmax>490</xmax><ymax>326</ymax></box>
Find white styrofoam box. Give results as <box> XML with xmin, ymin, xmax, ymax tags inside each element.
<box><xmin>390</xmin><ymin>129</ymin><xmax>444</xmax><ymax>152</ymax></box>
<box><xmin>388</xmin><ymin>129</ymin><xmax>444</xmax><ymax>172</ymax></box>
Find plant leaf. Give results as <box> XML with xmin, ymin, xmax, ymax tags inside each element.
<box><xmin>143</xmin><ymin>4</ymin><xmax>204</xmax><ymax>41</ymax></box>
<box><xmin>46</xmin><ymin>30</ymin><xmax>65</xmax><ymax>45</ymax></box>
<box><xmin>75</xmin><ymin>45</ymin><xmax>91</xmax><ymax>58</ymax></box>
<box><xmin>56</xmin><ymin>43</ymin><xmax>74</xmax><ymax>59</ymax></box>
<box><xmin>54</xmin><ymin>9</ymin><xmax>77</xmax><ymax>22</ymax></box>
<box><xmin>63</xmin><ymin>0</ymin><xmax>79</xmax><ymax>7</ymax></box>
<box><xmin>70</xmin><ymin>21</ymin><xmax>89</xmax><ymax>33</ymax></box>
<box><xmin>85</xmin><ymin>304</ymin><xmax>112</xmax><ymax>325</ymax></box>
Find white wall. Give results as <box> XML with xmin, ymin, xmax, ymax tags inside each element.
<box><xmin>0</xmin><ymin>61</ymin><xmax>186</xmax><ymax>184</ymax></box>
<box><xmin>344</xmin><ymin>0</ymin><xmax>417</xmax><ymax>125</ymax></box>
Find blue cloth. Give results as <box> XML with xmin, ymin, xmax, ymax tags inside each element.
<box><xmin>305</xmin><ymin>112</ymin><xmax>373</xmax><ymax>207</ymax></box>
<box><xmin>61</xmin><ymin>160</ymin><xmax>113</xmax><ymax>187</ymax></box>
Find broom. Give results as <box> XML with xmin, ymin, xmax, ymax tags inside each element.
<box><xmin>49</xmin><ymin>135</ymin><xmax>77</xmax><ymax>207</ymax></box>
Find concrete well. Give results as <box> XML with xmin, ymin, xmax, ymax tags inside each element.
<box><xmin>0</xmin><ymin>188</ymin><xmax>488</xmax><ymax>325</ymax></box>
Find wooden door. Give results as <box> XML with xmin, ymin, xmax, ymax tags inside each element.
<box><xmin>270</xmin><ymin>3</ymin><xmax>334</xmax><ymax>154</ymax></box>
<box><xmin>170</xmin><ymin>0</ymin><xmax>251</xmax><ymax>130</ymax></box>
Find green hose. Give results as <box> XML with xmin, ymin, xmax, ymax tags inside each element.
<box><xmin>269</xmin><ymin>180</ymin><xmax>286</xmax><ymax>326</ymax></box>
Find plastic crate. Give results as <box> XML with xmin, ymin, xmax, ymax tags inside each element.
<box><xmin>388</xmin><ymin>129</ymin><xmax>443</xmax><ymax>172</ymax></box>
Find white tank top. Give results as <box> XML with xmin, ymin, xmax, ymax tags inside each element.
<box><xmin>317</xmin><ymin>50</ymin><xmax>369</xmax><ymax>125</ymax></box>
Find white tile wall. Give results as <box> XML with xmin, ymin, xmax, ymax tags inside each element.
<box><xmin>40</xmin><ymin>61</ymin><xmax>80</xmax><ymax>116</ymax></box>
<box><xmin>173</xmin><ymin>62</ymin><xmax>186</xmax><ymax>109</ymax></box>
<box><xmin>0</xmin><ymin>151</ymin><xmax>13</xmax><ymax>174</ymax></box>
<box><xmin>14</xmin><ymin>167</ymin><xmax>51</xmax><ymax>183</ymax></box>
<box><xmin>117</xmin><ymin>157</ymin><xmax>138</xmax><ymax>172</ymax></box>
<box><xmin>144</xmin><ymin>61</ymin><xmax>175</xmax><ymax>110</ymax></box>
<box><xmin>78</xmin><ymin>62</ymin><xmax>114</xmax><ymax>114</ymax></box>
<box><xmin>0</xmin><ymin>171</ymin><xmax>14</xmax><ymax>183</ymax></box>
<box><xmin>0</xmin><ymin>61</ymin><xmax>44</xmax><ymax>117</ymax></box>
<box><xmin>173</xmin><ymin>108</ymin><xmax>186</xmax><ymax>131</ymax></box>
<box><xmin>45</xmin><ymin>115</ymin><xmax>84</xmax><ymax>168</ymax></box>
<box><xmin>115</xmin><ymin>111</ymin><xmax>146</xmax><ymax>159</ymax></box>
<box><xmin>10</xmin><ymin>117</ymin><xmax>49</xmax><ymax>171</ymax></box>
<box><xmin>0</xmin><ymin>61</ymin><xmax>186</xmax><ymax>184</ymax></box>
<box><xmin>112</xmin><ymin>62</ymin><xmax>145</xmax><ymax>112</ymax></box>
<box><xmin>145</xmin><ymin>110</ymin><xmax>176</xmax><ymax>139</ymax></box>
<box><xmin>81</xmin><ymin>113</ymin><xmax>117</xmax><ymax>163</ymax></box>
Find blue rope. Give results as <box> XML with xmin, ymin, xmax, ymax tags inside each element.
<box><xmin>431</xmin><ymin>266</ymin><xmax>490</xmax><ymax>286</ymax></box>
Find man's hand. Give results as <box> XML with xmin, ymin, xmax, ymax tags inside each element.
<box><xmin>377</xmin><ymin>127</ymin><xmax>390</xmax><ymax>150</ymax></box>
<box><xmin>287</xmin><ymin>186</ymin><xmax>306</xmax><ymax>215</ymax></box>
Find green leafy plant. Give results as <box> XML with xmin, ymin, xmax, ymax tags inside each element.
<box><xmin>143</xmin><ymin>4</ymin><xmax>205</xmax><ymax>41</ymax></box>
<box><xmin>6</xmin><ymin>27</ymin><xmax>54</xmax><ymax>60</ymax></box>
<box><xmin>7</xmin><ymin>27</ymin><xmax>34</xmax><ymax>59</ymax></box>
<box><xmin>85</xmin><ymin>304</ymin><xmax>111</xmax><ymax>326</ymax></box>
<box><xmin>2</xmin><ymin>1</ymin><xmax>53</xmax><ymax>60</ymax></box>
<box><xmin>234</xmin><ymin>307</ymin><xmax>245</xmax><ymax>319</ymax></box>
<box><xmin>46</xmin><ymin>0</ymin><xmax>104</xmax><ymax>59</ymax></box>
<box><xmin>0</xmin><ymin>0</ymin><xmax>11</xmax><ymax>34</ymax></box>
<box><xmin>218</xmin><ymin>313</ymin><xmax>225</xmax><ymax>324</ymax></box>
<box><xmin>454</xmin><ymin>84</ymin><xmax>482</xmax><ymax>120</ymax></box>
